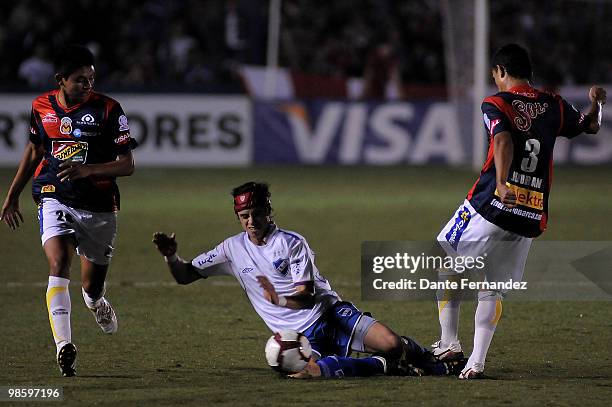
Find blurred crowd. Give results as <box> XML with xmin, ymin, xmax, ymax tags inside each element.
<box><xmin>1</xmin><ymin>0</ymin><xmax>610</xmax><ymax>94</ymax></box>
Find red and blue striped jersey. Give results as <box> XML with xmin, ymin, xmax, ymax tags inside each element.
<box><xmin>29</xmin><ymin>90</ymin><xmax>137</xmax><ymax>212</ymax></box>
<box><xmin>467</xmin><ymin>84</ymin><xmax>587</xmax><ymax>237</ymax></box>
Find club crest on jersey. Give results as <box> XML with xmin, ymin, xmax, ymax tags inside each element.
<box><xmin>118</xmin><ymin>115</ymin><xmax>130</xmax><ymax>132</ymax></box>
<box><xmin>273</xmin><ymin>258</ymin><xmax>289</xmax><ymax>275</ymax></box>
<box><xmin>42</xmin><ymin>112</ymin><xmax>58</xmax><ymax>123</ymax></box>
<box><xmin>51</xmin><ymin>140</ymin><xmax>88</xmax><ymax>163</ymax></box>
<box><xmin>41</xmin><ymin>185</ymin><xmax>55</xmax><ymax>193</ymax></box>
<box><xmin>445</xmin><ymin>207</ymin><xmax>471</xmax><ymax>250</ymax></box>
<box><xmin>60</xmin><ymin>117</ymin><xmax>73</xmax><ymax>135</ymax></box>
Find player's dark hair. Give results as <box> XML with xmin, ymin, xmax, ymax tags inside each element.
<box><xmin>232</xmin><ymin>182</ymin><xmax>273</xmax><ymax>214</ymax></box>
<box><xmin>54</xmin><ymin>44</ymin><xmax>95</xmax><ymax>79</ymax></box>
<box><xmin>491</xmin><ymin>44</ymin><xmax>532</xmax><ymax>81</ymax></box>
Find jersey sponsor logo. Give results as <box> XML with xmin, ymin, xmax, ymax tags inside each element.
<box><xmin>118</xmin><ymin>115</ymin><xmax>130</xmax><ymax>132</ymax></box>
<box><xmin>114</xmin><ymin>133</ymin><xmax>131</xmax><ymax>145</ymax></box>
<box><xmin>51</xmin><ymin>140</ymin><xmax>89</xmax><ymax>163</ymax></box>
<box><xmin>490</xmin><ymin>198</ymin><xmax>543</xmax><ymax>220</ymax></box>
<box><xmin>196</xmin><ymin>253</ymin><xmax>217</xmax><ymax>267</ymax></box>
<box><xmin>60</xmin><ymin>117</ymin><xmax>73</xmax><ymax>135</ymax></box>
<box><xmin>445</xmin><ymin>207</ymin><xmax>471</xmax><ymax>250</ymax></box>
<box><xmin>73</xmin><ymin>129</ymin><xmax>82</xmax><ymax>138</ymax></box>
<box><xmin>80</xmin><ymin>131</ymin><xmax>99</xmax><ymax>137</ymax></box>
<box><xmin>41</xmin><ymin>185</ymin><xmax>55</xmax><ymax>193</ymax></box>
<box><xmin>290</xmin><ymin>260</ymin><xmax>302</xmax><ymax>276</ymax></box>
<box><xmin>512</xmin><ymin>100</ymin><xmax>548</xmax><ymax>131</ymax></box>
<box><xmin>241</xmin><ymin>267</ymin><xmax>254</xmax><ymax>274</ymax></box>
<box><xmin>496</xmin><ymin>183</ymin><xmax>544</xmax><ymax>210</ymax></box>
<box><xmin>273</xmin><ymin>258</ymin><xmax>289</xmax><ymax>276</ymax></box>
<box><xmin>42</xmin><ymin>112</ymin><xmax>58</xmax><ymax>123</ymax></box>
<box><xmin>77</xmin><ymin>113</ymin><xmax>97</xmax><ymax>126</ymax></box>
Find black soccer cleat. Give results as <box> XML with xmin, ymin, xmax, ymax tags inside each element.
<box><xmin>443</xmin><ymin>356</ymin><xmax>468</xmax><ymax>376</ymax></box>
<box><xmin>373</xmin><ymin>353</ymin><xmax>424</xmax><ymax>377</ymax></box>
<box><xmin>57</xmin><ymin>343</ymin><xmax>77</xmax><ymax>377</ymax></box>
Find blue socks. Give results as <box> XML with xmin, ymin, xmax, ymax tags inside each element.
<box><xmin>316</xmin><ymin>356</ymin><xmax>385</xmax><ymax>378</ymax></box>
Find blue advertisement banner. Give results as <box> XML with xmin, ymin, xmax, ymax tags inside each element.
<box><xmin>254</xmin><ymin>100</ymin><xmax>468</xmax><ymax>165</ymax></box>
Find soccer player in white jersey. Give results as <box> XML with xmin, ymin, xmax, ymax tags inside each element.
<box><xmin>433</xmin><ymin>44</ymin><xmax>606</xmax><ymax>379</ymax></box>
<box><xmin>153</xmin><ymin>182</ymin><xmax>465</xmax><ymax>378</ymax></box>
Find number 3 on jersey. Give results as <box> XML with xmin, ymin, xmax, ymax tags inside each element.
<box><xmin>520</xmin><ymin>138</ymin><xmax>540</xmax><ymax>173</ymax></box>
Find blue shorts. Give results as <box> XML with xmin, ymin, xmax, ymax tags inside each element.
<box><xmin>302</xmin><ymin>301</ymin><xmax>376</xmax><ymax>358</ymax></box>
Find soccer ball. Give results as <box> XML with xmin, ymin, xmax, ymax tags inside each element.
<box><xmin>265</xmin><ymin>329</ymin><xmax>312</xmax><ymax>373</ymax></box>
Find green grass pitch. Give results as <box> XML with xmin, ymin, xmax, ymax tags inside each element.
<box><xmin>1</xmin><ymin>166</ymin><xmax>611</xmax><ymax>406</ymax></box>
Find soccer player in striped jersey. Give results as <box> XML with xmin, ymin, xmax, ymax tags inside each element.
<box><xmin>434</xmin><ymin>44</ymin><xmax>606</xmax><ymax>379</ymax></box>
<box><xmin>1</xmin><ymin>45</ymin><xmax>137</xmax><ymax>377</ymax></box>
<box><xmin>153</xmin><ymin>182</ymin><xmax>465</xmax><ymax>378</ymax></box>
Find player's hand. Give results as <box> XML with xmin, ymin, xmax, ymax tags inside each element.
<box><xmin>497</xmin><ymin>183</ymin><xmax>517</xmax><ymax>208</ymax></box>
<box><xmin>1</xmin><ymin>196</ymin><xmax>24</xmax><ymax>230</ymax></box>
<box><xmin>58</xmin><ymin>161</ymin><xmax>93</xmax><ymax>182</ymax></box>
<box><xmin>152</xmin><ymin>232</ymin><xmax>177</xmax><ymax>256</ymax></box>
<box><xmin>589</xmin><ymin>86</ymin><xmax>607</xmax><ymax>105</ymax></box>
<box><xmin>257</xmin><ymin>275</ymin><xmax>279</xmax><ymax>305</ymax></box>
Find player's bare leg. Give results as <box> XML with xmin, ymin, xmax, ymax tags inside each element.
<box><xmin>80</xmin><ymin>258</ymin><xmax>117</xmax><ymax>334</ymax></box>
<box><xmin>44</xmin><ymin>235</ymin><xmax>77</xmax><ymax>376</ymax></box>
<box><xmin>362</xmin><ymin>322</ymin><xmax>403</xmax><ymax>358</ymax></box>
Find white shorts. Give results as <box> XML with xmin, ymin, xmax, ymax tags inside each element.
<box><xmin>437</xmin><ymin>200</ymin><xmax>532</xmax><ymax>290</ymax></box>
<box><xmin>38</xmin><ymin>198</ymin><xmax>117</xmax><ymax>265</ymax></box>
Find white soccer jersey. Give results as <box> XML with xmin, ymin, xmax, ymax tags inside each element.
<box><xmin>191</xmin><ymin>225</ymin><xmax>340</xmax><ymax>333</ymax></box>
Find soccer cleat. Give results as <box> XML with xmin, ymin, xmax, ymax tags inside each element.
<box><xmin>57</xmin><ymin>343</ymin><xmax>77</xmax><ymax>377</ymax></box>
<box><xmin>443</xmin><ymin>356</ymin><xmax>469</xmax><ymax>376</ymax></box>
<box><xmin>89</xmin><ymin>298</ymin><xmax>118</xmax><ymax>334</ymax></box>
<box><xmin>431</xmin><ymin>340</ymin><xmax>464</xmax><ymax>361</ymax></box>
<box><xmin>374</xmin><ymin>353</ymin><xmax>424</xmax><ymax>377</ymax></box>
<box><xmin>458</xmin><ymin>362</ymin><xmax>485</xmax><ymax>380</ymax></box>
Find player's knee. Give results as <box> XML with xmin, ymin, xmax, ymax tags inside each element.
<box><xmin>47</xmin><ymin>257</ymin><xmax>71</xmax><ymax>277</ymax></box>
<box><xmin>377</xmin><ymin>330</ymin><xmax>403</xmax><ymax>356</ymax></box>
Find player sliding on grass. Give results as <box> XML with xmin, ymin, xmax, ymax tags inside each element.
<box><xmin>433</xmin><ymin>44</ymin><xmax>606</xmax><ymax>379</ymax></box>
<box><xmin>1</xmin><ymin>45</ymin><xmax>137</xmax><ymax>377</ymax></box>
<box><xmin>153</xmin><ymin>181</ymin><xmax>465</xmax><ymax>378</ymax></box>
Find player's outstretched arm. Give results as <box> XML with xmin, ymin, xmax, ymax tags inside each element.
<box><xmin>257</xmin><ymin>276</ymin><xmax>315</xmax><ymax>309</ymax></box>
<box><xmin>1</xmin><ymin>142</ymin><xmax>44</xmax><ymax>230</ymax></box>
<box><xmin>152</xmin><ymin>232</ymin><xmax>202</xmax><ymax>285</ymax></box>
<box><xmin>585</xmin><ymin>86</ymin><xmax>607</xmax><ymax>134</ymax></box>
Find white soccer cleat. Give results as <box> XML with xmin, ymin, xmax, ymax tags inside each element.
<box><xmin>431</xmin><ymin>340</ymin><xmax>464</xmax><ymax>361</ymax></box>
<box><xmin>458</xmin><ymin>362</ymin><xmax>485</xmax><ymax>380</ymax></box>
<box><xmin>89</xmin><ymin>298</ymin><xmax>118</xmax><ymax>334</ymax></box>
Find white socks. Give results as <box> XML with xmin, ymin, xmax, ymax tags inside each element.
<box><xmin>438</xmin><ymin>299</ymin><xmax>461</xmax><ymax>347</ymax></box>
<box><xmin>82</xmin><ymin>284</ymin><xmax>105</xmax><ymax>310</ymax></box>
<box><xmin>46</xmin><ymin>276</ymin><xmax>71</xmax><ymax>355</ymax></box>
<box><xmin>438</xmin><ymin>290</ymin><xmax>503</xmax><ymax>370</ymax></box>
<box><xmin>467</xmin><ymin>291</ymin><xmax>503</xmax><ymax>368</ymax></box>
